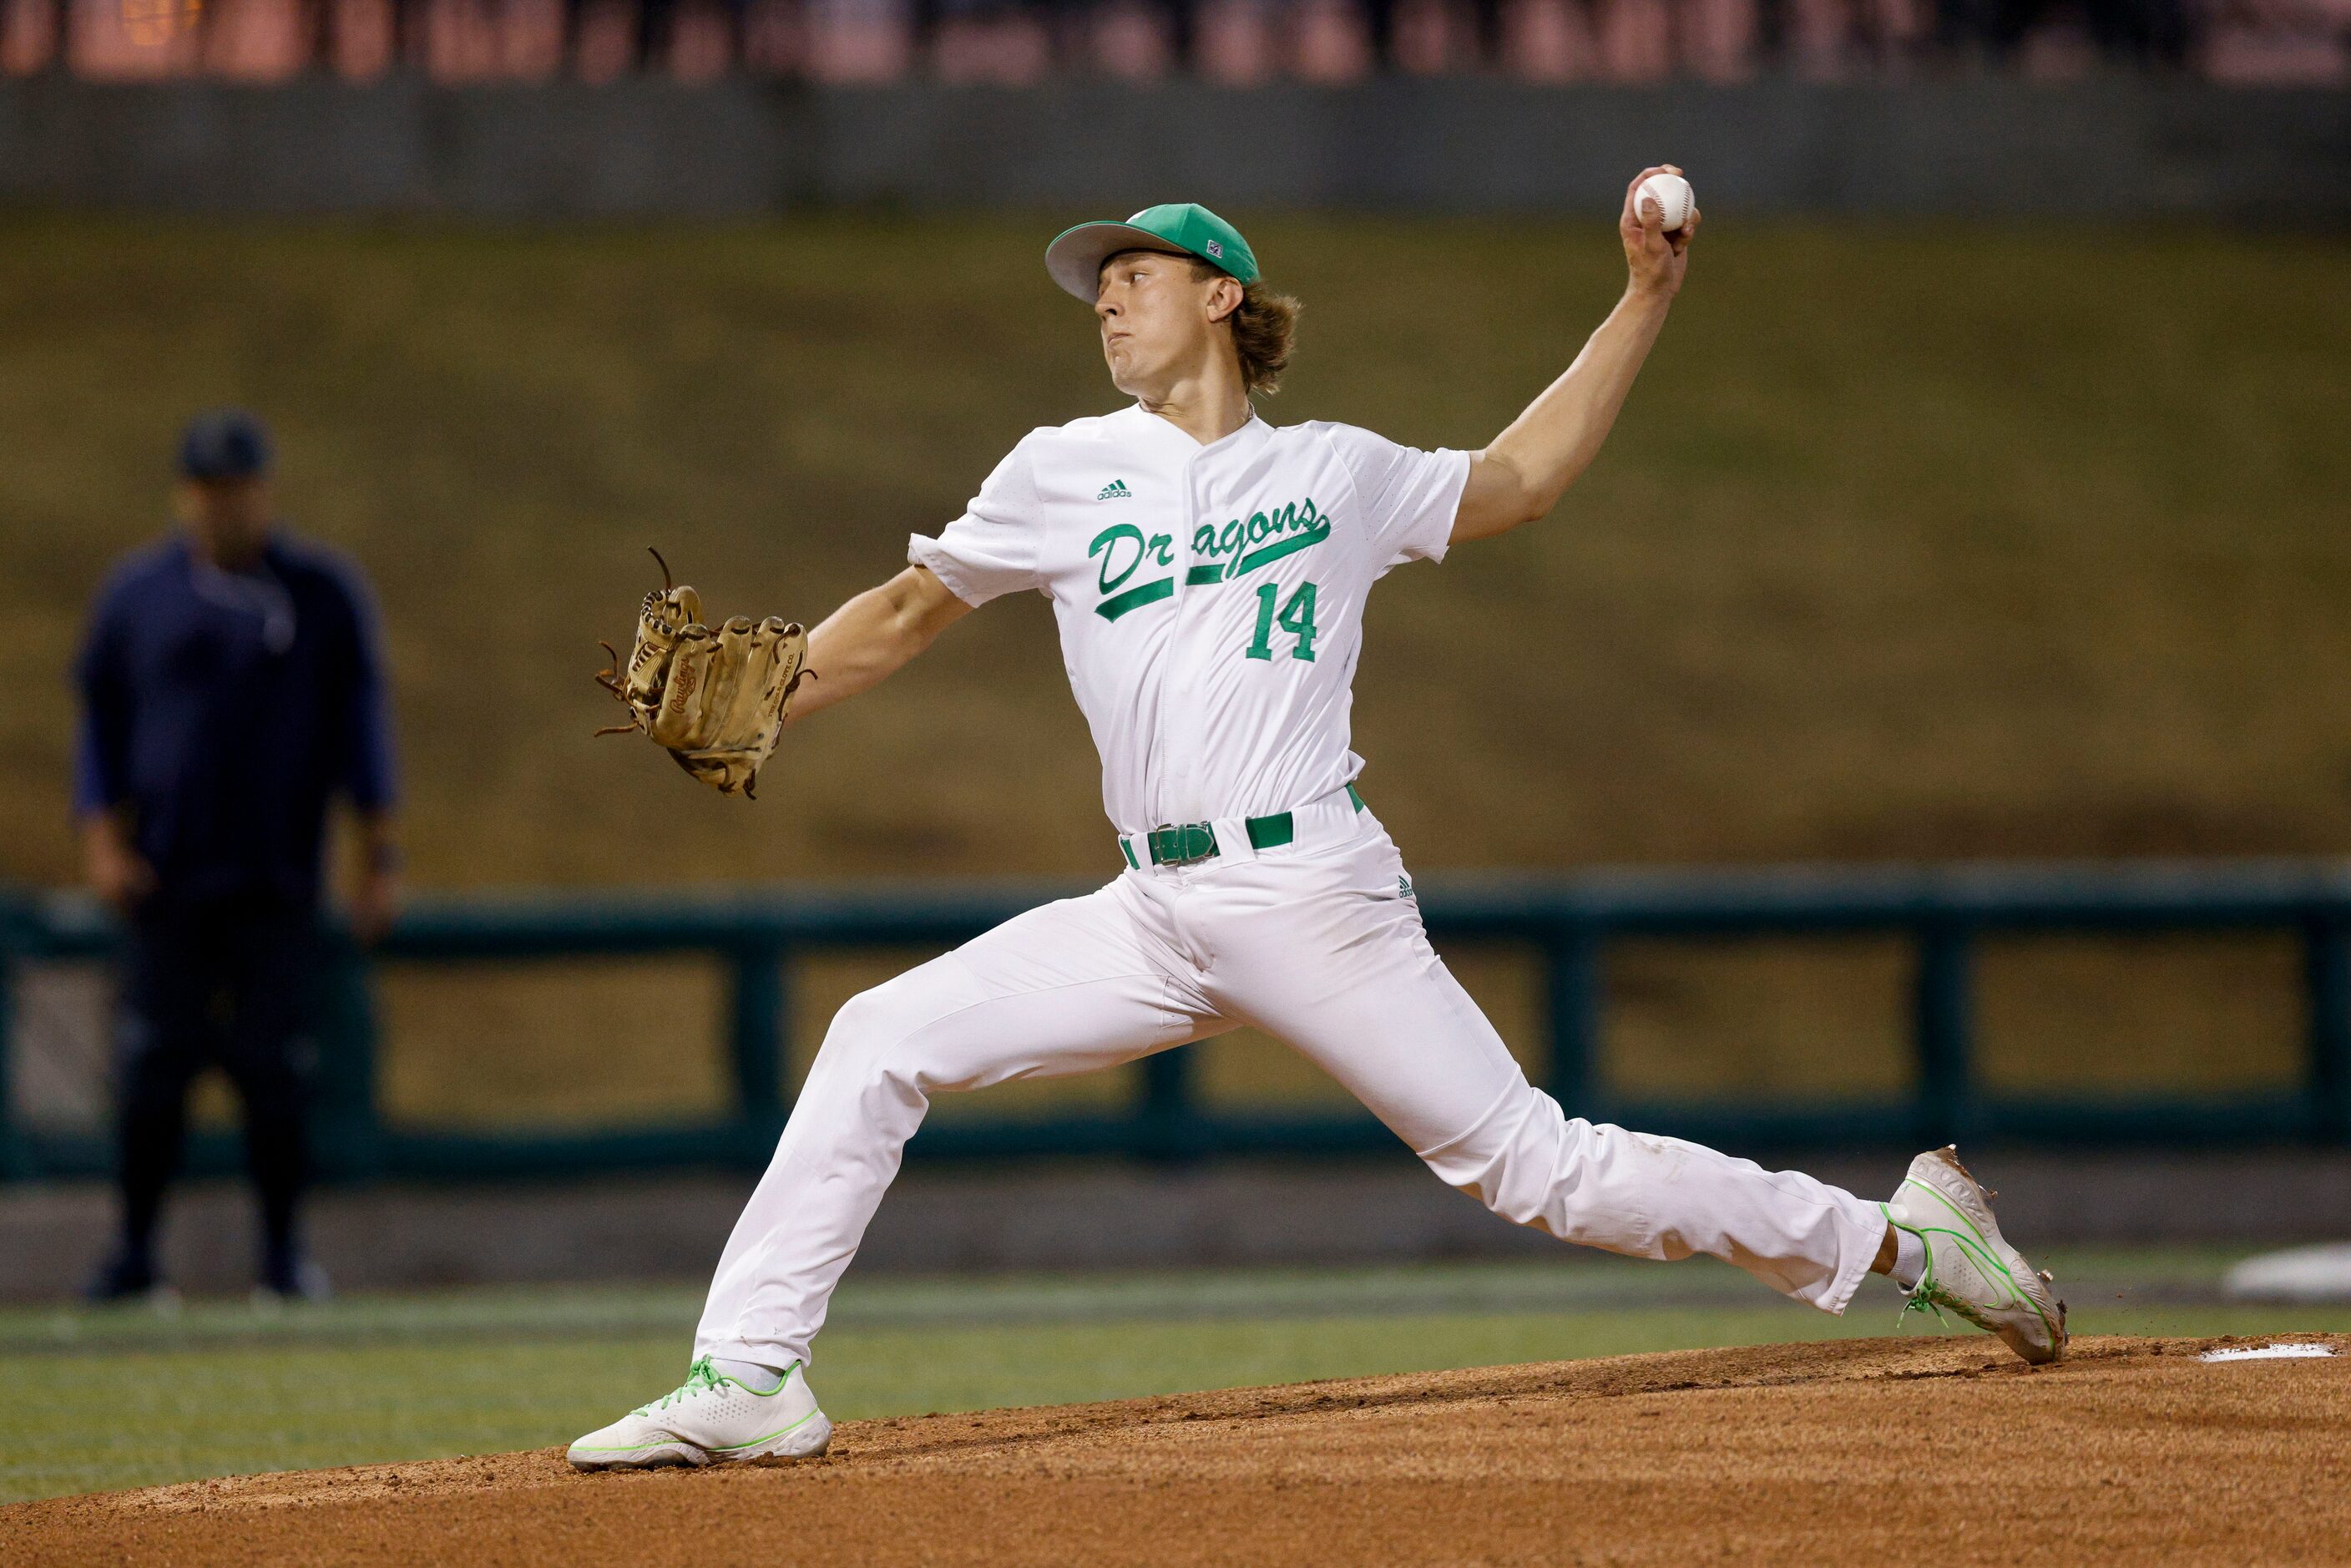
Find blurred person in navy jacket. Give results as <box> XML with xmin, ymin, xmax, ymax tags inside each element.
<box><xmin>74</xmin><ymin>410</ymin><xmax>402</xmax><ymax>1302</ymax></box>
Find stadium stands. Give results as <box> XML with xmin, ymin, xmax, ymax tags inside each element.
<box><xmin>0</xmin><ymin>0</ymin><xmax>2342</xmax><ymax>83</ymax></box>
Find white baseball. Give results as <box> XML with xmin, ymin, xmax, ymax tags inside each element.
<box><xmin>1635</xmin><ymin>172</ymin><xmax>1693</xmax><ymax>233</ymax></box>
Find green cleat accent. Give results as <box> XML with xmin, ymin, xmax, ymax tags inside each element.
<box><xmin>568</xmin><ymin>1355</ymin><xmax>832</xmax><ymax>1469</ymax></box>
<box><xmin>1883</xmin><ymin>1146</ymin><xmax>2068</xmax><ymax>1365</ymax></box>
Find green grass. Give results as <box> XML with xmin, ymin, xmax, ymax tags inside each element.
<box><xmin>6</xmin><ymin>1252</ymin><xmax>2345</xmax><ymax>1505</ymax></box>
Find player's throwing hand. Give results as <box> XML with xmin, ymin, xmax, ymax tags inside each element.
<box><xmin>1621</xmin><ymin>164</ymin><xmax>1699</xmax><ymax>298</ymax></box>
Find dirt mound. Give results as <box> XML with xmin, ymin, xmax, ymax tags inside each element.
<box><xmin>11</xmin><ymin>1335</ymin><xmax>2348</xmax><ymax>1565</ymax></box>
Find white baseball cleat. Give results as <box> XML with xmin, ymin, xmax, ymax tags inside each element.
<box><xmin>1883</xmin><ymin>1146</ymin><xmax>2069</xmax><ymax>1365</ymax></box>
<box><xmin>568</xmin><ymin>1356</ymin><xmax>832</xmax><ymax>1470</ymax></box>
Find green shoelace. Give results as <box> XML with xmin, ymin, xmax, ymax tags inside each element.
<box><xmin>1886</xmin><ymin>1216</ymin><xmax>1951</xmax><ymax>1332</ymax></box>
<box><xmin>1884</xmin><ymin>1206</ymin><xmax>2020</xmax><ymax>1337</ymax></box>
<box><xmin>637</xmin><ymin>1356</ymin><xmax>727</xmax><ymax>1415</ymax></box>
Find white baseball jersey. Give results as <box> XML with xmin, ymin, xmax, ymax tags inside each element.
<box><xmin>908</xmin><ymin>405</ymin><xmax>1472</xmax><ymax>832</ymax></box>
<box><xmin>689</xmin><ymin>402</ymin><xmax>1890</xmax><ymax>1380</ymax></box>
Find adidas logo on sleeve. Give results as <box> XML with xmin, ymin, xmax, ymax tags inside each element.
<box><xmin>1096</xmin><ymin>479</ymin><xmax>1130</xmax><ymax>500</ymax></box>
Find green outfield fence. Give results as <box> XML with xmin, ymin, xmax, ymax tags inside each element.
<box><xmin>3</xmin><ymin>860</ymin><xmax>2349</xmax><ymax>1182</ymax></box>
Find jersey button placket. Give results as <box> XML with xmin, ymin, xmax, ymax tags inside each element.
<box><xmin>1136</xmin><ymin>451</ymin><xmax>1187</xmax><ymax>858</ymax></box>
<box><xmin>1164</xmin><ymin>452</ymin><xmax>1213</xmax><ymax>968</ymax></box>
<box><xmin>1157</xmin><ymin>453</ymin><xmax>1206</xmax><ymax>850</ymax></box>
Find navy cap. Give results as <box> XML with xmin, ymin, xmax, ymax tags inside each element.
<box><xmin>178</xmin><ymin>408</ymin><xmax>274</xmax><ymax>481</ymax></box>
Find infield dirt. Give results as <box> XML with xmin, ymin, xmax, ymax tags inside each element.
<box><xmin>9</xmin><ymin>1334</ymin><xmax>2346</xmax><ymax>1566</ymax></box>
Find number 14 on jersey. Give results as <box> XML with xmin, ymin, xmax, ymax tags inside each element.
<box><xmin>1246</xmin><ymin>581</ymin><xmax>1320</xmax><ymax>663</ymax></box>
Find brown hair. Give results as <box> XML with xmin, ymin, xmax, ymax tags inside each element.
<box><xmin>1188</xmin><ymin>259</ymin><xmax>1302</xmax><ymax>396</ymax></box>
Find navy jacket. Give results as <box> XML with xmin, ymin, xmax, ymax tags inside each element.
<box><xmin>73</xmin><ymin>531</ymin><xmax>397</xmax><ymax>910</ymax></box>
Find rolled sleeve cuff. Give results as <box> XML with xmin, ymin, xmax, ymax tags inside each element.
<box><xmin>1395</xmin><ymin>448</ymin><xmax>1473</xmax><ymax>567</ymax></box>
<box><xmin>908</xmin><ymin>534</ymin><xmax>994</xmax><ymax>608</ymax></box>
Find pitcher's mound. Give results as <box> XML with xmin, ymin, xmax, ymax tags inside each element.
<box><xmin>13</xmin><ymin>1334</ymin><xmax>2348</xmax><ymax>1565</ymax></box>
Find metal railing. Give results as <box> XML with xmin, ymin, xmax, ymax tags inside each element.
<box><xmin>3</xmin><ymin>858</ymin><xmax>2348</xmax><ymax>1181</ymax></box>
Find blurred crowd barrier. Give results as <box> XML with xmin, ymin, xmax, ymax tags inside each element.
<box><xmin>2</xmin><ymin>0</ymin><xmax>2345</xmax><ymax>87</ymax></box>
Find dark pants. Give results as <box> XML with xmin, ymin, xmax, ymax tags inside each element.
<box><xmin>111</xmin><ymin>897</ymin><xmax>320</xmax><ymax>1285</ymax></box>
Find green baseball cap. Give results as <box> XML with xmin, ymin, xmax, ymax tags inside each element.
<box><xmin>1045</xmin><ymin>203</ymin><xmax>1260</xmax><ymax>301</ymax></box>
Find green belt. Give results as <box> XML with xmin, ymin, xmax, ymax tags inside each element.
<box><xmin>1121</xmin><ymin>784</ymin><xmax>1366</xmax><ymax>869</ymax></box>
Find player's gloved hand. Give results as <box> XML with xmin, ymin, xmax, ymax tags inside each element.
<box><xmin>594</xmin><ymin>549</ymin><xmax>813</xmax><ymax>798</ymax></box>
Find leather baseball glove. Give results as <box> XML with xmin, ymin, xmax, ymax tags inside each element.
<box><xmin>594</xmin><ymin>549</ymin><xmax>813</xmax><ymax>798</ymax></box>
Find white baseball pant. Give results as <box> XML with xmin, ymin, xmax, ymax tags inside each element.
<box><xmin>695</xmin><ymin>795</ymin><xmax>1889</xmax><ymax>1369</ymax></box>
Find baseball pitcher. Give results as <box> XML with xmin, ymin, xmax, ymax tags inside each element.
<box><xmin>570</xmin><ymin>171</ymin><xmax>2065</xmax><ymax>1470</ymax></box>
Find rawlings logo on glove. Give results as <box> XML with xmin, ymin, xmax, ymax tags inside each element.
<box><xmin>594</xmin><ymin>549</ymin><xmax>814</xmax><ymax>798</ymax></box>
